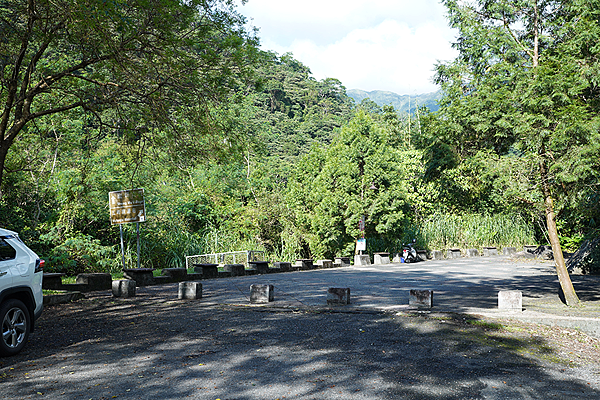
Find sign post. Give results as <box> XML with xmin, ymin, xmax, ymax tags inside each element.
<box><xmin>109</xmin><ymin>189</ymin><xmax>146</xmax><ymax>270</ymax></box>
<box><xmin>357</xmin><ymin>215</ymin><xmax>366</xmax><ymax>255</ymax></box>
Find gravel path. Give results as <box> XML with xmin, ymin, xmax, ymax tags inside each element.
<box><xmin>1</xmin><ymin>283</ymin><xmax>600</xmax><ymax>400</ymax></box>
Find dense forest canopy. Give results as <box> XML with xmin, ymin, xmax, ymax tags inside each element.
<box><xmin>431</xmin><ymin>0</ymin><xmax>600</xmax><ymax>304</ymax></box>
<box><xmin>0</xmin><ymin>0</ymin><xmax>598</xmax><ymax>302</ymax></box>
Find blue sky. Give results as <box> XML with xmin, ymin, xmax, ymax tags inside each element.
<box><xmin>239</xmin><ymin>0</ymin><xmax>458</xmax><ymax>95</ymax></box>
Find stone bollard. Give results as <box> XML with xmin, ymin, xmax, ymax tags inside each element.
<box><xmin>294</xmin><ymin>259</ymin><xmax>314</xmax><ymax>270</ymax></box>
<box><xmin>316</xmin><ymin>259</ymin><xmax>333</xmax><ymax>269</ymax></box>
<box><xmin>503</xmin><ymin>247</ymin><xmax>516</xmax><ymax>256</ymax></box>
<box><xmin>354</xmin><ymin>254</ymin><xmax>371</xmax><ymax>266</ymax></box>
<box><xmin>193</xmin><ymin>263</ymin><xmax>219</xmax><ymax>279</ymax></box>
<box><xmin>409</xmin><ymin>289</ymin><xmax>433</xmax><ymax>308</ymax></box>
<box><xmin>123</xmin><ymin>268</ymin><xmax>155</xmax><ymax>286</ymax></box>
<box><xmin>334</xmin><ymin>257</ymin><xmax>351</xmax><ymax>267</ymax></box>
<box><xmin>250</xmin><ymin>284</ymin><xmax>274</xmax><ymax>303</ymax></box>
<box><xmin>327</xmin><ymin>288</ymin><xmax>351</xmax><ymax>305</ymax></box>
<box><xmin>112</xmin><ymin>280</ymin><xmax>136</xmax><ymax>298</ymax></box>
<box><xmin>466</xmin><ymin>248</ymin><xmax>479</xmax><ymax>257</ymax></box>
<box><xmin>223</xmin><ymin>264</ymin><xmax>245</xmax><ymax>276</ymax></box>
<box><xmin>179</xmin><ymin>282</ymin><xmax>202</xmax><ymax>300</ymax></box>
<box><xmin>447</xmin><ymin>249</ymin><xmax>461</xmax><ymax>259</ymax></box>
<box><xmin>248</xmin><ymin>261</ymin><xmax>269</xmax><ymax>274</ymax></box>
<box><xmin>430</xmin><ymin>250</ymin><xmax>444</xmax><ymax>260</ymax></box>
<box><xmin>76</xmin><ymin>273</ymin><xmax>112</xmax><ymax>291</ymax></box>
<box><xmin>373</xmin><ymin>252</ymin><xmax>390</xmax><ymax>264</ymax></box>
<box><xmin>498</xmin><ymin>290</ymin><xmax>522</xmax><ymax>310</ymax></box>
<box><xmin>483</xmin><ymin>247</ymin><xmax>498</xmax><ymax>257</ymax></box>
<box><xmin>162</xmin><ymin>268</ymin><xmax>188</xmax><ymax>282</ymax></box>
<box><xmin>42</xmin><ymin>273</ymin><xmax>65</xmax><ymax>290</ymax></box>
<box><xmin>273</xmin><ymin>262</ymin><xmax>292</xmax><ymax>272</ymax></box>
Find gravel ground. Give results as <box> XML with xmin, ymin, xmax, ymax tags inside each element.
<box><xmin>1</xmin><ymin>285</ymin><xmax>600</xmax><ymax>400</ymax></box>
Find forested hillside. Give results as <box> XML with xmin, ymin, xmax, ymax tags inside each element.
<box><xmin>1</xmin><ymin>0</ymin><xmax>598</xmax><ymax>294</ymax></box>
<box><xmin>347</xmin><ymin>89</ymin><xmax>441</xmax><ymax>113</ymax></box>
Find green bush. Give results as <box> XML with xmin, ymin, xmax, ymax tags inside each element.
<box><xmin>41</xmin><ymin>233</ymin><xmax>118</xmax><ymax>275</ymax></box>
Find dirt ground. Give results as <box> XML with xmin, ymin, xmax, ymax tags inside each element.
<box><xmin>1</xmin><ymin>289</ymin><xmax>600</xmax><ymax>399</ymax></box>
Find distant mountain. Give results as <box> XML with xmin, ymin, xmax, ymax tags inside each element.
<box><xmin>346</xmin><ymin>89</ymin><xmax>441</xmax><ymax>114</ymax></box>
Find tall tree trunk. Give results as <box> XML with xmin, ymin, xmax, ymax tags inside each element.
<box><xmin>539</xmin><ymin>156</ymin><xmax>579</xmax><ymax>306</ymax></box>
<box><xmin>0</xmin><ymin>142</ymin><xmax>8</xmax><ymax>199</ymax></box>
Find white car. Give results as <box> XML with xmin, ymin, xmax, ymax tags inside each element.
<box><xmin>0</xmin><ymin>228</ymin><xmax>44</xmax><ymax>356</ymax></box>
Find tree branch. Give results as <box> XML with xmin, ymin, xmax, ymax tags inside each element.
<box><xmin>502</xmin><ymin>14</ymin><xmax>535</xmax><ymax>62</ymax></box>
<box><xmin>1</xmin><ymin>0</ymin><xmax>37</xmax><ymax>141</ymax></box>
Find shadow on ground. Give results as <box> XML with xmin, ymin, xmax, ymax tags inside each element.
<box><xmin>1</xmin><ymin>290</ymin><xmax>599</xmax><ymax>399</ymax></box>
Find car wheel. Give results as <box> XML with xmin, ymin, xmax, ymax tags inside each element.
<box><xmin>0</xmin><ymin>299</ymin><xmax>30</xmax><ymax>357</ymax></box>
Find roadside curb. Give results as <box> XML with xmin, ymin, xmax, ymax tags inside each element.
<box><xmin>43</xmin><ymin>291</ymin><xmax>85</xmax><ymax>305</ymax></box>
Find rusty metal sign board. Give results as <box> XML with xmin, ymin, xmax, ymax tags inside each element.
<box><xmin>109</xmin><ymin>189</ymin><xmax>146</xmax><ymax>225</ymax></box>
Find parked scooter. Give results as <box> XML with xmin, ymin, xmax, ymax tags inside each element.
<box><xmin>402</xmin><ymin>239</ymin><xmax>420</xmax><ymax>263</ymax></box>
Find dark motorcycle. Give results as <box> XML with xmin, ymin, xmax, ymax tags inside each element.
<box><xmin>402</xmin><ymin>239</ymin><xmax>420</xmax><ymax>263</ymax></box>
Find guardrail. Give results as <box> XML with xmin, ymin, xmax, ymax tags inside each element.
<box><xmin>185</xmin><ymin>250</ymin><xmax>265</xmax><ymax>269</ymax></box>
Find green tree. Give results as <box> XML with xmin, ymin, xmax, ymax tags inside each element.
<box><xmin>435</xmin><ymin>0</ymin><xmax>600</xmax><ymax>305</ymax></box>
<box><xmin>0</xmin><ymin>0</ymin><xmax>258</xmax><ymax>195</ymax></box>
<box><xmin>287</xmin><ymin>111</ymin><xmax>419</xmax><ymax>258</ymax></box>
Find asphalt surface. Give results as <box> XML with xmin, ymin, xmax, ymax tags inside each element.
<box><xmin>170</xmin><ymin>256</ymin><xmax>600</xmax><ymax>337</ymax></box>
<box><xmin>1</xmin><ymin>255</ymin><xmax>599</xmax><ymax>400</ymax></box>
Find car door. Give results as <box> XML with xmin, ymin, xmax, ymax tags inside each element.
<box><xmin>0</xmin><ymin>238</ymin><xmax>16</xmax><ymax>290</ymax></box>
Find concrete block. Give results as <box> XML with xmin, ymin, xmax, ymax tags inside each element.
<box><xmin>373</xmin><ymin>252</ymin><xmax>390</xmax><ymax>264</ymax></box>
<box><xmin>417</xmin><ymin>250</ymin><xmax>428</xmax><ymax>260</ymax></box>
<box><xmin>430</xmin><ymin>250</ymin><xmax>444</xmax><ymax>260</ymax></box>
<box><xmin>334</xmin><ymin>257</ymin><xmax>351</xmax><ymax>267</ymax></box>
<box><xmin>162</xmin><ymin>268</ymin><xmax>188</xmax><ymax>281</ymax></box>
<box><xmin>193</xmin><ymin>263</ymin><xmax>219</xmax><ymax>279</ymax></box>
<box><xmin>123</xmin><ymin>268</ymin><xmax>155</xmax><ymax>286</ymax></box>
<box><xmin>466</xmin><ymin>248</ymin><xmax>479</xmax><ymax>257</ymax></box>
<box><xmin>42</xmin><ymin>273</ymin><xmax>65</xmax><ymax>290</ymax></box>
<box><xmin>327</xmin><ymin>287</ymin><xmax>351</xmax><ymax>305</ymax></box>
<box><xmin>294</xmin><ymin>259</ymin><xmax>313</xmax><ymax>270</ymax></box>
<box><xmin>223</xmin><ymin>264</ymin><xmax>245</xmax><ymax>276</ymax></box>
<box><xmin>409</xmin><ymin>289</ymin><xmax>433</xmax><ymax>308</ymax></box>
<box><xmin>112</xmin><ymin>280</ymin><xmax>136</xmax><ymax>298</ymax></box>
<box><xmin>248</xmin><ymin>261</ymin><xmax>269</xmax><ymax>274</ymax></box>
<box><xmin>179</xmin><ymin>282</ymin><xmax>202</xmax><ymax>300</ymax></box>
<box><xmin>483</xmin><ymin>247</ymin><xmax>498</xmax><ymax>257</ymax></box>
<box><xmin>316</xmin><ymin>259</ymin><xmax>333</xmax><ymax>268</ymax></box>
<box><xmin>273</xmin><ymin>262</ymin><xmax>292</xmax><ymax>272</ymax></box>
<box><xmin>503</xmin><ymin>247</ymin><xmax>516</xmax><ymax>256</ymax></box>
<box><xmin>447</xmin><ymin>249</ymin><xmax>461</xmax><ymax>259</ymax></box>
<box><xmin>250</xmin><ymin>284</ymin><xmax>274</xmax><ymax>303</ymax></box>
<box><xmin>498</xmin><ymin>290</ymin><xmax>522</xmax><ymax>310</ymax></box>
<box><xmin>354</xmin><ymin>254</ymin><xmax>371</xmax><ymax>266</ymax></box>
<box><xmin>61</xmin><ymin>283</ymin><xmax>88</xmax><ymax>292</ymax></box>
<box><xmin>76</xmin><ymin>273</ymin><xmax>112</xmax><ymax>291</ymax></box>
<box><xmin>43</xmin><ymin>291</ymin><xmax>84</xmax><ymax>305</ymax></box>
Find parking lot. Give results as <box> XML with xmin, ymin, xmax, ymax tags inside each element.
<box><xmin>1</xmin><ymin>256</ymin><xmax>600</xmax><ymax>399</ymax></box>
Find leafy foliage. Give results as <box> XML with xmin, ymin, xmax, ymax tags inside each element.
<box><xmin>287</xmin><ymin>111</ymin><xmax>420</xmax><ymax>258</ymax></box>
<box><xmin>1</xmin><ymin>0</ymin><xmax>598</xmax><ymax>280</ymax></box>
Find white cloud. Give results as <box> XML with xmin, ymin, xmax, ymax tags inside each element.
<box><xmin>239</xmin><ymin>0</ymin><xmax>458</xmax><ymax>94</ymax></box>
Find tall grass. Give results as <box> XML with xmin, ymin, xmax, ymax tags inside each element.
<box><xmin>110</xmin><ymin>213</ymin><xmax>535</xmax><ymax>274</ymax></box>
<box><xmin>417</xmin><ymin>213</ymin><xmax>535</xmax><ymax>250</ymax></box>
